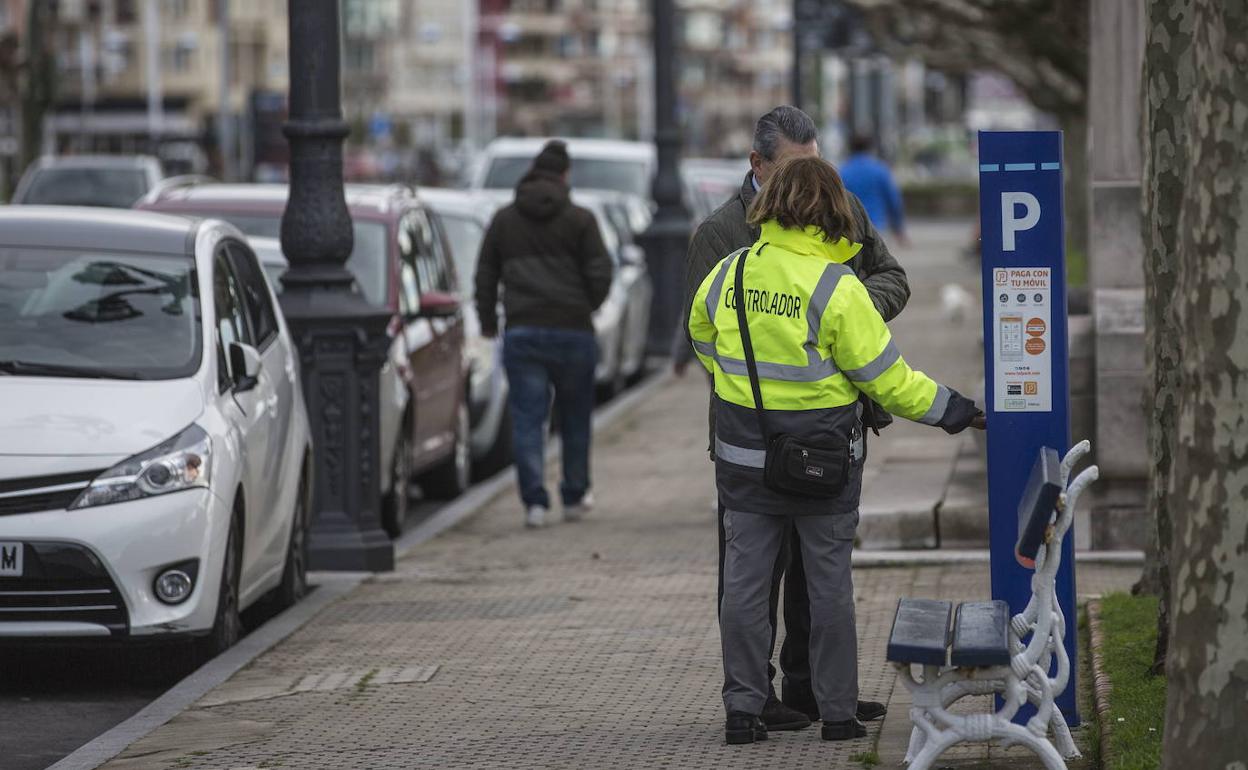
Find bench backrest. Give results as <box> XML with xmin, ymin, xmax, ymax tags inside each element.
<box><xmin>1014</xmin><ymin>446</ymin><xmax>1062</xmax><ymax>569</ymax></box>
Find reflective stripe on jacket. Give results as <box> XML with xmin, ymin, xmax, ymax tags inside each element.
<box><xmin>688</xmin><ymin>220</ymin><xmax>949</xmax><ymax>516</ymax></box>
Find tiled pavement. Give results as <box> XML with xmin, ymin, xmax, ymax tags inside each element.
<box><xmin>100</xmin><ymin>222</ymin><xmax>1138</xmax><ymax>769</ymax></box>
<box><xmin>102</xmin><ymin>372</ymin><xmax>1136</xmax><ymax>770</ymax></box>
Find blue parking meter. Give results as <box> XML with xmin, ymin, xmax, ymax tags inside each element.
<box><xmin>978</xmin><ymin>131</ymin><xmax>1078</xmax><ymax>726</ymax></box>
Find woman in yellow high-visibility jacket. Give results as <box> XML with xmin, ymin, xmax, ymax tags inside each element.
<box><xmin>689</xmin><ymin>156</ymin><xmax>983</xmax><ymax>746</ymax></box>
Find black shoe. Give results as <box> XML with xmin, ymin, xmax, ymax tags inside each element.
<box><xmin>781</xmin><ymin>689</ymin><xmax>886</xmax><ymax>724</ymax></box>
<box><xmin>821</xmin><ymin>718</ymin><xmax>868</xmax><ymax>741</ymax></box>
<box><xmin>725</xmin><ymin>711</ymin><xmax>769</xmax><ymax>745</ymax></box>
<box><xmin>761</xmin><ymin>696</ymin><xmax>811</xmax><ymax>731</ymax></box>
<box><xmin>856</xmin><ymin>699</ymin><xmax>887</xmax><ymax>722</ymax></box>
<box><xmin>780</xmin><ymin>682</ymin><xmax>819</xmax><ymax>721</ymax></box>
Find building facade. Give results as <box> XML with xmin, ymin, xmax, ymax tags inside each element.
<box><xmin>49</xmin><ymin>0</ymin><xmax>288</xmax><ymax>177</ymax></box>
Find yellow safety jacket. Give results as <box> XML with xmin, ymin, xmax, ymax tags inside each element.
<box><xmin>688</xmin><ymin>220</ymin><xmax>952</xmax><ymax>516</ymax></box>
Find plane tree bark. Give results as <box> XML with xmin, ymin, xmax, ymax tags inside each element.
<box><xmin>1146</xmin><ymin>0</ymin><xmax>1248</xmax><ymax>763</ymax></box>
<box><xmin>1139</xmin><ymin>0</ymin><xmax>1191</xmax><ymax>676</ymax></box>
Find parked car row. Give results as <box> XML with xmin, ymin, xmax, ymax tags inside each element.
<box><xmin>0</xmin><ymin>142</ymin><xmax>658</xmax><ymax>654</ymax></box>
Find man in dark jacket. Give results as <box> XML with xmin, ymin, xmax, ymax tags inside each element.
<box><xmin>476</xmin><ymin>140</ymin><xmax>614</xmax><ymax>529</ymax></box>
<box><xmin>677</xmin><ymin>106</ymin><xmax>910</xmax><ymax>731</ymax></box>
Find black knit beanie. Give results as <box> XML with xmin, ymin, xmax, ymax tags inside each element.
<box><xmin>532</xmin><ymin>140</ymin><xmax>571</xmax><ymax>175</ymax></box>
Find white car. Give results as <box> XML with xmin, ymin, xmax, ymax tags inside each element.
<box><xmin>0</xmin><ymin>208</ymin><xmax>313</xmax><ymax>657</ymax></box>
<box><xmin>12</xmin><ymin>155</ymin><xmax>166</xmax><ymax>208</ymax></box>
<box><xmin>472</xmin><ymin>137</ymin><xmax>655</xmax><ymax>206</ymax></box>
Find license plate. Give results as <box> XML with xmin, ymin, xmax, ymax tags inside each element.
<box><xmin>0</xmin><ymin>542</ymin><xmax>22</xmax><ymax>577</ymax></box>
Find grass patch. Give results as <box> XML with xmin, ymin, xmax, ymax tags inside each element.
<box><xmin>850</xmin><ymin>750</ymin><xmax>880</xmax><ymax>767</ymax></box>
<box><xmin>1097</xmin><ymin>592</ymin><xmax>1166</xmax><ymax>770</ymax></box>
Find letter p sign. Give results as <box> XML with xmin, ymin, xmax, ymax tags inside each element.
<box><xmin>1001</xmin><ymin>192</ymin><xmax>1040</xmax><ymax>252</ymax></box>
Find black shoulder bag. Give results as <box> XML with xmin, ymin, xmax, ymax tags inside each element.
<box><xmin>733</xmin><ymin>245</ymin><xmax>849</xmax><ymax>499</ymax></box>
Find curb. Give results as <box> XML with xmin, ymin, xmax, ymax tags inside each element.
<box><xmin>394</xmin><ymin>369</ymin><xmax>672</xmax><ymax>559</ymax></box>
<box><xmin>1086</xmin><ymin>599</ymin><xmax>1114</xmax><ymax>769</ymax></box>
<box><xmin>47</xmin><ymin>575</ymin><xmax>365</xmax><ymax>770</ymax></box>
<box><xmin>54</xmin><ymin>370</ymin><xmax>674</xmax><ymax>770</ymax></box>
<box><xmin>853</xmin><ymin>549</ymin><xmax>1145</xmax><ymax>567</ymax></box>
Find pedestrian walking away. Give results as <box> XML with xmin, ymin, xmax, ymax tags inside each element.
<box><xmin>839</xmin><ymin>135</ymin><xmax>908</xmax><ymax>247</ymax></box>
<box><xmin>673</xmin><ymin>105</ymin><xmax>910</xmax><ymax>732</ymax></box>
<box><xmin>474</xmin><ymin>140</ymin><xmax>614</xmax><ymax>529</ymax></box>
<box><xmin>688</xmin><ymin>155</ymin><xmax>984</xmax><ymax>746</ymax></box>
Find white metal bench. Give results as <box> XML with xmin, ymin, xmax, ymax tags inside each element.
<box><xmin>886</xmin><ymin>440</ymin><xmax>1098</xmax><ymax>769</ymax></box>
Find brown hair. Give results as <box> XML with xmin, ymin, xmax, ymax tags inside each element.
<box><xmin>747</xmin><ymin>156</ymin><xmax>860</xmax><ymax>243</ymax></box>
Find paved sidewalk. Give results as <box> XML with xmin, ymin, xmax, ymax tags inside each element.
<box><xmin>100</xmin><ymin>377</ymin><xmax>1135</xmax><ymax>769</ymax></box>
<box><xmin>97</xmin><ymin>222</ymin><xmax>1137</xmax><ymax>769</ymax></box>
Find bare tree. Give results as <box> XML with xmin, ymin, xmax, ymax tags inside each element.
<box><xmin>1144</xmin><ymin>0</ymin><xmax>1248</xmax><ymax>763</ymax></box>
<box><xmin>846</xmin><ymin>0</ymin><xmax>1089</xmax><ymax>252</ymax></box>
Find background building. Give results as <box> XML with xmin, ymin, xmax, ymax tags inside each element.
<box><xmin>48</xmin><ymin>0</ymin><xmax>289</xmax><ymax>177</ymax></box>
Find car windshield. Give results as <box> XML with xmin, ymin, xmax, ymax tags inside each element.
<box><xmin>20</xmin><ymin>168</ymin><xmax>149</xmax><ymax>207</ymax></box>
<box><xmin>0</xmin><ymin>247</ymin><xmax>201</xmax><ymax>380</ymax></box>
<box><xmin>193</xmin><ymin>214</ymin><xmax>390</xmax><ymax>307</ymax></box>
<box><xmin>483</xmin><ymin>156</ymin><xmax>650</xmax><ymax>198</ymax></box>
<box><xmin>436</xmin><ymin>213</ymin><xmax>484</xmax><ymax>300</ymax></box>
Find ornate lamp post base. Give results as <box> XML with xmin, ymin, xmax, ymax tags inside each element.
<box><xmin>281</xmin><ymin>293</ymin><xmax>394</xmax><ymax>573</ymax></box>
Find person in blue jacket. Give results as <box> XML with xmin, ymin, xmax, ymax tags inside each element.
<box><xmin>838</xmin><ymin>135</ymin><xmax>907</xmax><ymax>247</ymax></box>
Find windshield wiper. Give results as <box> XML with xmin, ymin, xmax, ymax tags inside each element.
<box><xmin>0</xmin><ymin>360</ymin><xmax>142</xmax><ymax>380</ymax></box>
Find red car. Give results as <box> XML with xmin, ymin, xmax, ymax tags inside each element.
<box><xmin>139</xmin><ymin>183</ymin><xmax>470</xmax><ymax>537</ymax></box>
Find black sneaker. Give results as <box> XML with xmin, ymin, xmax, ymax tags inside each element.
<box><xmin>821</xmin><ymin>718</ymin><xmax>868</xmax><ymax>741</ymax></box>
<box><xmin>725</xmin><ymin>711</ymin><xmax>769</xmax><ymax>745</ymax></box>
<box><xmin>761</xmin><ymin>696</ymin><xmax>811</xmax><ymax>731</ymax></box>
<box><xmin>856</xmin><ymin>699</ymin><xmax>887</xmax><ymax>722</ymax></box>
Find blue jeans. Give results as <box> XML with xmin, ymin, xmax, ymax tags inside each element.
<box><xmin>503</xmin><ymin>327</ymin><xmax>598</xmax><ymax>509</ymax></box>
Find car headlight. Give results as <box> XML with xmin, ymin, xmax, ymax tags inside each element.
<box><xmin>70</xmin><ymin>425</ymin><xmax>212</xmax><ymax>510</ymax></box>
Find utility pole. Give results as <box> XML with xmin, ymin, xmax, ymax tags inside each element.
<box><xmin>637</xmin><ymin>0</ymin><xmax>690</xmax><ymax>357</ymax></box>
<box><xmin>143</xmin><ymin>0</ymin><xmax>163</xmax><ymax>143</ymax></box>
<box><xmin>217</xmin><ymin>0</ymin><xmax>233</xmax><ymax>180</ymax></box>
<box><xmin>791</xmin><ymin>0</ymin><xmax>804</xmax><ymax>108</ymax></box>
<box><xmin>279</xmin><ymin>0</ymin><xmax>393</xmax><ymax>573</ymax></box>
<box><xmin>20</xmin><ymin>0</ymin><xmax>55</xmax><ymax>171</ymax></box>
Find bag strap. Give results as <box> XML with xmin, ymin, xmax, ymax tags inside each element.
<box><xmin>733</xmin><ymin>243</ymin><xmax>770</xmax><ymax>443</ymax></box>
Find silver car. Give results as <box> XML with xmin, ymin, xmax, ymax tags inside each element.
<box><xmin>416</xmin><ymin>187</ymin><xmax>513</xmax><ymax>477</ymax></box>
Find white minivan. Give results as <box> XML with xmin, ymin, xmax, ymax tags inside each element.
<box><xmin>0</xmin><ymin>208</ymin><xmax>312</xmax><ymax>658</ymax></box>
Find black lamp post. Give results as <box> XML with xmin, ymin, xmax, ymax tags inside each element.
<box><xmin>639</xmin><ymin>0</ymin><xmax>691</xmax><ymax>357</ymax></box>
<box><xmin>278</xmin><ymin>0</ymin><xmax>393</xmax><ymax>572</ymax></box>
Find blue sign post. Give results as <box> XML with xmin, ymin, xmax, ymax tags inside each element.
<box><xmin>977</xmin><ymin>130</ymin><xmax>1078</xmax><ymax>725</ymax></box>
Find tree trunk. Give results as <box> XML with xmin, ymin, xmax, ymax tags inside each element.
<box><xmin>1059</xmin><ymin>110</ymin><xmax>1089</xmax><ymax>262</ymax></box>
<box><xmin>1158</xmin><ymin>0</ymin><xmax>1248</xmax><ymax>764</ymax></box>
<box><xmin>1139</xmin><ymin>0</ymin><xmax>1189</xmax><ymax>674</ymax></box>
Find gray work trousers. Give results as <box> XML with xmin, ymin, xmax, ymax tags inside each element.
<box><xmin>720</xmin><ymin>509</ymin><xmax>858</xmax><ymax>721</ymax></box>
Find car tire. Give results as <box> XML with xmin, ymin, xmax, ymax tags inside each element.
<box><xmin>420</xmin><ymin>400</ymin><xmax>471</xmax><ymax>499</ymax></box>
<box><xmin>382</xmin><ymin>429</ymin><xmax>411</xmax><ymax>538</ymax></box>
<box><xmin>273</xmin><ymin>471</ymin><xmax>309</xmax><ymax>609</ymax></box>
<box><xmin>472</xmin><ymin>403</ymin><xmax>513</xmax><ymax>480</ymax></box>
<box><xmin>195</xmin><ymin>510</ymin><xmax>243</xmax><ymax>662</ymax></box>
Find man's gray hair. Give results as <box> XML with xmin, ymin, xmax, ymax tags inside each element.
<box><xmin>753</xmin><ymin>106</ymin><xmax>819</xmax><ymax>161</ymax></box>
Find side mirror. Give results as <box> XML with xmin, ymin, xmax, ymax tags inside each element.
<box><xmin>419</xmin><ymin>290</ymin><xmax>460</xmax><ymax>318</ymax></box>
<box><xmin>620</xmin><ymin>244</ymin><xmax>645</xmax><ymax>267</ymax></box>
<box><xmin>228</xmin><ymin>342</ymin><xmax>262</xmax><ymax>392</ymax></box>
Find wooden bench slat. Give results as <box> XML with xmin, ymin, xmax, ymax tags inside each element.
<box><xmin>950</xmin><ymin>600</ymin><xmax>1011</xmax><ymax>667</ymax></box>
<box><xmin>887</xmin><ymin>598</ymin><xmax>952</xmax><ymax>665</ymax></box>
